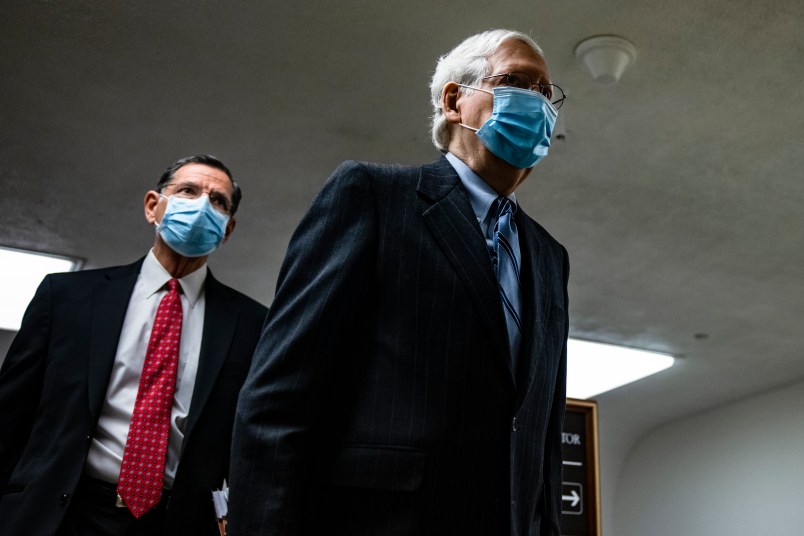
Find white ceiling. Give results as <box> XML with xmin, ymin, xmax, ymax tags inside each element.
<box><xmin>2</xmin><ymin>1</ymin><xmax>803</xmax><ymax>458</ymax></box>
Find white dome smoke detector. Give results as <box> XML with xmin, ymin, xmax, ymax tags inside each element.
<box><xmin>574</xmin><ymin>35</ymin><xmax>637</xmax><ymax>85</ymax></box>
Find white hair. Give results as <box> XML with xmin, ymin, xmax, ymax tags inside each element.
<box><xmin>429</xmin><ymin>29</ymin><xmax>544</xmax><ymax>152</ymax></box>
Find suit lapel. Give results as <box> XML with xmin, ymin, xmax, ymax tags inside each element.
<box><xmin>87</xmin><ymin>260</ymin><xmax>142</xmax><ymax>420</ymax></box>
<box><xmin>183</xmin><ymin>272</ymin><xmax>238</xmax><ymax>440</ymax></box>
<box><xmin>418</xmin><ymin>158</ymin><xmax>514</xmax><ymax>386</ymax></box>
<box><xmin>514</xmin><ymin>210</ymin><xmax>552</xmax><ymax>406</ymax></box>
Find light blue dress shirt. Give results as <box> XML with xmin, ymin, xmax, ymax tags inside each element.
<box><xmin>444</xmin><ymin>152</ymin><xmax>518</xmax><ymax>254</ymax></box>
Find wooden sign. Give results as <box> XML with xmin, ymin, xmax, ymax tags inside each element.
<box><xmin>560</xmin><ymin>399</ymin><xmax>601</xmax><ymax>536</ymax></box>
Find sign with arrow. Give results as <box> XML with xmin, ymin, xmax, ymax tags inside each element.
<box><xmin>562</xmin><ymin>483</ymin><xmax>583</xmax><ymax>514</ymax></box>
<box><xmin>560</xmin><ymin>399</ymin><xmax>600</xmax><ymax>536</ymax></box>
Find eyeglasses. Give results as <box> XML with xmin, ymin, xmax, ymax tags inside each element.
<box><xmin>482</xmin><ymin>72</ymin><xmax>566</xmax><ymax>109</ymax></box>
<box><xmin>163</xmin><ymin>182</ymin><xmax>233</xmax><ymax>215</ymax></box>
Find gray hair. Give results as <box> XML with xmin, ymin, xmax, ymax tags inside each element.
<box><xmin>429</xmin><ymin>29</ymin><xmax>544</xmax><ymax>152</ymax></box>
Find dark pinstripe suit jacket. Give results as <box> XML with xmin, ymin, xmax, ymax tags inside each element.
<box><xmin>230</xmin><ymin>157</ymin><xmax>569</xmax><ymax>535</ymax></box>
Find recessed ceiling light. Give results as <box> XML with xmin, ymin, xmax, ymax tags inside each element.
<box><xmin>0</xmin><ymin>246</ymin><xmax>81</xmax><ymax>331</ymax></box>
<box><xmin>574</xmin><ymin>35</ymin><xmax>637</xmax><ymax>85</ymax></box>
<box><xmin>567</xmin><ymin>338</ymin><xmax>674</xmax><ymax>399</ymax></box>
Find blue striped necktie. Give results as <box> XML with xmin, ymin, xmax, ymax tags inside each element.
<box><xmin>492</xmin><ymin>197</ymin><xmax>523</xmax><ymax>368</ymax></box>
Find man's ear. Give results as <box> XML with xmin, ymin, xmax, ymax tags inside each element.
<box><xmin>144</xmin><ymin>191</ymin><xmax>161</xmax><ymax>225</ymax></box>
<box><xmin>223</xmin><ymin>218</ymin><xmax>236</xmax><ymax>243</ymax></box>
<box><xmin>441</xmin><ymin>82</ymin><xmax>463</xmax><ymax>125</ymax></box>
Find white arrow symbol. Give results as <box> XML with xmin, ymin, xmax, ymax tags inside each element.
<box><xmin>562</xmin><ymin>489</ymin><xmax>581</xmax><ymax>507</ymax></box>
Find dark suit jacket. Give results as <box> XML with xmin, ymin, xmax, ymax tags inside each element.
<box><xmin>229</xmin><ymin>157</ymin><xmax>569</xmax><ymax>535</ymax></box>
<box><xmin>0</xmin><ymin>259</ymin><xmax>268</xmax><ymax>535</ymax></box>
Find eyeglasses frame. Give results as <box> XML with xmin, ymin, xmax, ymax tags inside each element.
<box><xmin>481</xmin><ymin>72</ymin><xmax>566</xmax><ymax>109</ymax></box>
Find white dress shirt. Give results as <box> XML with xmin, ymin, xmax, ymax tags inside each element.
<box><xmin>85</xmin><ymin>250</ymin><xmax>207</xmax><ymax>489</ymax></box>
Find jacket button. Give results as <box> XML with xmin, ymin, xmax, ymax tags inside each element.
<box><xmin>59</xmin><ymin>493</ymin><xmax>71</xmax><ymax>506</ymax></box>
<box><xmin>512</xmin><ymin>417</ymin><xmax>518</xmax><ymax>432</ymax></box>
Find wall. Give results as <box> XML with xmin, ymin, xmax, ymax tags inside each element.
<box><xmin>614</xmin><ymin>379</ymin><xmax>804</xmax><ymax>535</ymax></box>
<box><xmin>0</xmin><ymin>329</ymin><xmax>15</xmax><ymax>367</ymax></box>
<box><xmin>596</xmin><ymin>407</ymin><xmax>637</xmax><ymax>536</ymax></box>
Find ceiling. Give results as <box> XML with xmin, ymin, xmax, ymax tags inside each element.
<box><xmin>2</xmin><ymin>0</ymin><xmax>803</xmax><ymax>468</ymax></box>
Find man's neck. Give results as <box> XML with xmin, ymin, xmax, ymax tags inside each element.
<box><xmin>152</xmin><ymin>240</ymin><xmax>208</xmax><ymax>279</ymax></box>
<box><xmin>448</xmin><ymin>141</ymin><xmax>531</xmax><ymax>197</ymax></box>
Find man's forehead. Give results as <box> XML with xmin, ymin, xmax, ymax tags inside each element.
<box><xmin>171</xmin><ymin>163</ymin><xmax>234</xmax><ymax>193</ymax></box>
<box><xmin>489</xmin><ymin>39</ymin><xmax>550</xmax><ymax>80</ymax></box>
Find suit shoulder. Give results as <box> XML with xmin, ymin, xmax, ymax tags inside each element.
<box><xmin>44</xmin><ymin>260</ymin><xmax>141</xmax><ymax>289</ymax></box>
<box><xmin>336</xmin><ymin>159</ymin><xmax>420</xmax><ymax>176</ymax></box>
<box><xmin>331</xmin><ymin>159</ymin><xmax>422</xmax><ymax>186</ymax></box>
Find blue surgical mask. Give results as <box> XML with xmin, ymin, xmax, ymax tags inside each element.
<box><xmin>155</xmin><ymin>195</ymin><xmax>229</xmax><ymax>257</ymax></box>
<box><xmin>460</xmin><ymin>85</ymin><xmax>558</xmax><ymax>169</ymax></box>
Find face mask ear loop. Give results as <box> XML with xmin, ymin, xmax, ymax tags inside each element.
<box><xmin>455</xmin><ymin>83</ymin><xmax>493</xmax><ymax>133</ymax></box>
<box><xmin>154</xmin><ymin>194</ymin><xmax>170</xmax><ymax>228</ymax></box>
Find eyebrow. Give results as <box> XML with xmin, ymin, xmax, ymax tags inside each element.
<box><xmin>493</xmin><ymin>61</ymin><xmax>550</xmax><ymax>83</ymax></box>
<box><xmin>164</xmin><ymin>179</ymin><xmax>198</xmax><ymax>190</ymax></box>
<box><xmin>165</xmin><ymin>180</ymin><xmax>233</xmax><ymax>200</ymax></box>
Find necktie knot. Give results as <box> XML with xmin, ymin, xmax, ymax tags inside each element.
<box><xmin>495</xmin><ymin>196</ymin><xmax>516</xmax><ymax>221</ymax></box>
<box><xmin>167</xmin><ymin>278</ymin><xmax>180</xmax><ymax>294</ymax></box>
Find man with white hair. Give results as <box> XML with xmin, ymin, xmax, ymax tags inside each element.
<box><xmin>230</xmin><ymin>29</ymin><xmax>569</xmax><ymax>535</ymax></box>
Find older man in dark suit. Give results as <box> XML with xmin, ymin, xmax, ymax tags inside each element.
<box><xmin>230</xmin><ymin>29</ymin><xmax>569</xmax><ymax>536</ymax></box>
<box><xmin>0</xmin><ymin>155</ymin><xmax>268</xmax><ymax>535</ymax></box>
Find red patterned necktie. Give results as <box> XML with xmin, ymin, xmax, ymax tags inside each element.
<box><xmin>117</xmin><ymin>278</ymin><xmax>183</xmax><ymax>518</ymax></box>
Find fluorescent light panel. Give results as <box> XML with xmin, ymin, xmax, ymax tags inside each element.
<box><xmin>0</xmin><ymin>247</ymin><xmax>80</xmax><ymax>331</ymax></box>
<box><xmin>567</xmin><ymin>338</ymin><xmax>674</xmax><ymax>399</ymax></box>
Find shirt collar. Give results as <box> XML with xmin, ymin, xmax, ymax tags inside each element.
<box><xmin>141</xmin><ymin>249</ymin><xmax>207</xmax><ymax>308</ymax></box>
<box><xmin>445</xmin><ymin>152</ymin><xmax>517</xmax><ymax>225</ymax></box>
